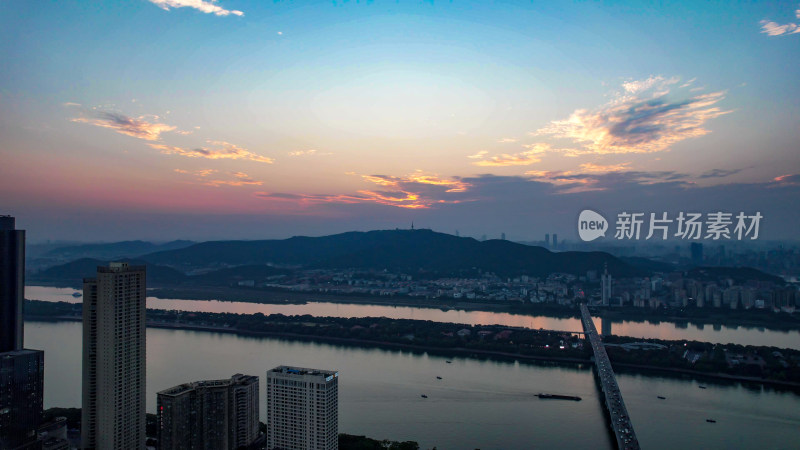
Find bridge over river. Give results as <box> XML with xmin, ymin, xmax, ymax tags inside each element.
<box><xmin>580</xmin><ymin>304</ymin><xmax>641</xmax><ymax>450</ymax></box>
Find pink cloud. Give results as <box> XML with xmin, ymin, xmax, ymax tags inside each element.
<box><xmin>70</xmin><ymin>109</ymin><xmax>176</xmax><ymax>141</ymax></box>
<box><xmin>255</xmin><ymin>171</ymin><xmax>472</xmax><ymax>210</ymax></box>
<box><xmin>150</xmin><ymin>141</ymin><xmax>274</xmax><ymax>163</ymax></box>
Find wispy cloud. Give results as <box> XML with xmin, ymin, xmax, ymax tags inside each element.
<box><xmin>287</xmin><ymin>149</ymin><xmax>333</xmax><ymax>157</ymax></box>
<box><xmin>621</xmin><ymin>75</ymin><xmax>679</xmax><ymax>95</ymax></box>
<box><xmin>256</xmin><ymin>171</ymin><xmax>472</xmax><ymax>209</ymax></box>
<box><xmin>175</xmin><ymin>169</ymin><xmax>262</xmax><ymax>187</ymax></box>
<box><xmin>362</xmin><ymin>171</ymin><xmax>471</xmax><ymax>193</ymax></box>
<box><xmin>174</xmin><ymin>168</ymin><xmax>217</xmax><ymax>177</ymax></box>
<box><xmin>760</xmin><ymin>6</ymin><xmax>800</xmax><ymax>36</ymax></box>
<box><xmin>698</xmin><ymin>168</ymin><xmax>743</xmax><ymax>179</ymax></box>
<box><xmin>534</xmin><ymin>77</ymin><xmax>730</xmax><ymax>155</ymax></box>
<box><xmin>773</xmin><ymin>173</ymin><xmax>800</xmax><ymax>185</ymax></box>
<box><xmin>526</xmin><ymin>166</ymin><xmax>748</xmax><ymax>192</ymax></box>
<box><xmin>150</xmin><ymin>140</ymin><xmax>274</xmax><ymax>163</ymax></box>
<box><xmin>497</xmin><ymin>138</ymin><xmax>518</xmax><ymax>143</ymax></box>
<box><xmin>467</xmin><ymin>150</ymin><xmax>488</xmax><ymax>159</ymax></box>
<box><xmin>69</xmin><ymin>106</ymin><xmax>176</xmax><ymax>141</ymax></box>
<box><xmin>148</xmin><ymin>0</ymin><xmax>244</xmax><ymax>17</ymax></box>
<box><xmin>575</xmin><ymin>162</ymin><xmax>632</xmax><ymax>173</ymax></box>
<box><xmin>526</xmin><ymin>169</ymin><xmax>691</xmax><ymax>194</ymax></box>
<box><xmin>469</xmin><ymin>143</ymin><xmax>557</xmax><ymax>167</ymax></box>
<box><xmin>255</xmin><ymin>190</ymin><xmax>458</xmax><ymax>210</ymax></box>
<box><xmin>254</xmin><ymin>192</ymin><xmax>371</xmax><ymax>206</ymax></box>
<box><xmin>204</xmin><ymin>172</ymin><xmax>263</xmax><ymax>187</ymax></box>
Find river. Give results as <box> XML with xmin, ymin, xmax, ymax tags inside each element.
<box><xmin>25</xmin><ymin>320</ymin><xmax>800</xmax><ymax>450</ymax></box>
<box><xmin>27</xmin><ymin>286</ymin><xmax>800</xmax><ymax>350</ymax></box>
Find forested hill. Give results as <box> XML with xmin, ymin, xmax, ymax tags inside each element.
<box><xmin>140</xmin><ymin>229</ymin><xmax>643</xmax><ymax>277</ymax></box>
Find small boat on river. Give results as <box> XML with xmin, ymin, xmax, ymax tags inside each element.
<box><xmin>536</xmin><ymin>393</ymin><xmax>581</xmax><ymax>401</ymax></box>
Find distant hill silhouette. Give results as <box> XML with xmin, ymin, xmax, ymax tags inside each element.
<box><xmin>687</xmin><ymin>266</ymin><xmax>785</xmax><ymax>284</ymax></box>
<box><xmin>141</xmin><ymin>229</ymin><xmax>643</xmax><ymax>277</ymax></box>
<box><xmin>30</xmin><ymin>258</ymin><xmax>186</xmax><ymax>287</ymax></box>
<box><xmin>620</xmin><ymin>256</ymin><xmax>675</xmax><ymax>273</ymax></box>
<box><xmin>190</xmin><ymin>265</ymin><xmax>295</xmax><ymax>285</ymax></box>
<box><xmin>43</xmin><ymin>240</ymin><xmax>195</xmax><ymax>261</ymax></box>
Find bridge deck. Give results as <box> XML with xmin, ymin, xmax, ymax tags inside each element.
<box><xmin>580</xmin><ymin>305</ymin><xmax>640</xmax><ymax>450</ymax></box>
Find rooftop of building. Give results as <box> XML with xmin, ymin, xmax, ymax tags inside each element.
<box><xmin>157</xmin><ymin>373</ymin><xmax>258</xmax><ymax>397</ymax></box>
<box><xmin>0</xmin><ymin>348</ymin><xmax>45</xmax><ymax>358</ymax></box>
<box><xmin>0</xmin><ymin>215</ymin><xmax>16</xmax><ymax>231</ymax></box>
<box><xmin>96</xmin><ymin>262</ymin><xmax>146</xmax><ymax>273</ymax></box>
<box><xmin>267</xmin><ymin>365</ymin><xmax>338</xmax><ymax>378</ymax></box>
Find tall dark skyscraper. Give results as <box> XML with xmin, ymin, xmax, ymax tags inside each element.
<box><xmin>0</xmin><ymin>215</ymin><xmax>25</xmax><ymax>353</ymax></box>
<box><xmin>0</xmin><ymin>216</ymin><xmax>45</xmax><ymax>450</ymax></box>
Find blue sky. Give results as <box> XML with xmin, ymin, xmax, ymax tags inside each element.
<box><xmin>1</xmin><ymin>0</ymin><xmax>799</xmax><ymax>242</ymax></box>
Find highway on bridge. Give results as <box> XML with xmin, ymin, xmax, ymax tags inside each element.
<box><xmin>580</xmin><ymin>304</ymin><xmax>641</xmax><ymax>450</ymax></box>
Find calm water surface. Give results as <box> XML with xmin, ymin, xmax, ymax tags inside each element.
<box><xmin>25</xmin><ymin>321</ymin><xmax>800</xmax><ymax>450</ymax></box>
<box><xmin>28</xmin><ymin>286</ymin><xmax>800</xmax><ymax>349</ymax></box>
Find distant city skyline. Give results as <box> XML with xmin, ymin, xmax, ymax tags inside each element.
<box><xmin>1</xmin><ymin>1</ymin><xmax>799</xmax><ymax>241</ymax></box>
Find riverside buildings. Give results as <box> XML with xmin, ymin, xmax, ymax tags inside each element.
<box><xmin>0</xmin><ymin>216</ymin><xmax>45</xmax><ymax>450</ymax></box>
<box><xmin>157</xmin><ymin>374</ymin><xmax>260</xmax><ymax>450</ymax></box>
<box><xmin>81</xmin><ymin>262</ymin><xmax>146</xmax><ymax>449</ymax></box>
<box><xmin>266</xmin><ymin>366</ymin><xmax>339</xmax><ymax>450</ymax></box>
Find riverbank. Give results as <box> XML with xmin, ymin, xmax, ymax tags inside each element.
<box><xmin>152</xmin><ymin>286</ymin><xmax>800</xmax><ymax>332</ymax></box>
<box><xmin>26</xmin><ymin>304</ymin><xmax>800</xmax><ymax>390</ymax></box>
<box><xmin>27</xmin><ymin>313</ymin><xmax>591</xmax><ymax>366</ymax></box>
<box><xmin>28</xmin><ymin>283</ymin><xmax>800</xmax><ymax>332</ymax></box>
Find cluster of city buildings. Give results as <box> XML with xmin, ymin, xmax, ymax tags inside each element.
<box><xmin>599</xmin><ymin>270</ymin><xmax>798</xmax><ymax>311</ymax></box>
<box><xmin>257</xmin><ymin>270</ymin><xmax>576</xmax><ymax>304</ymax></box>
<box><xmin>157</xmin><ymin>366</ymin><xmax>338</xmax><ymax>450</ymax></box>
<box><xmin>0</xmin><ymin>216</ymin><xmax>340</xmax><ymax>450</ymax></box>
<box><xmin>246</xmin><ymin>263</ymin><xmax>798</xmax><ymax>312</ymax></box>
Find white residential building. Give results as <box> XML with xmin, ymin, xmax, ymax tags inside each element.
<box><xmin>266</xmin><ymin>365</ymin><xmax>338</xmax><ymax>450</ymax></box>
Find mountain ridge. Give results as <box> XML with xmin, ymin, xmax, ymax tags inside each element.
<box><xmin>140</xmin><ymin>229</ymin><xmax>643</xmax><ymax>277</ymax></box>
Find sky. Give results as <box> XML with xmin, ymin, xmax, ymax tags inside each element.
<box><xmin>1</xmin><ymin>0</ymin><xmax>799</xmax><ymax>243</ymax></box>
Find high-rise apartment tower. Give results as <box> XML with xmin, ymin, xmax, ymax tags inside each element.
<box><xmin>81</xmin><ymin>262</ymin><xmax>146</xmax><ymax>449</ymax></box>
<box><xmin>266</xmin><ymin>366</ymin><xmax>338</xmax><ymax>450</ymax></box>
<box><xmin>157</xmin><ymin>373</ymin><xmax>260</xmax><ymax>450</ymax></box>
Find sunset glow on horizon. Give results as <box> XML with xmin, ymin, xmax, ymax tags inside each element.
<box><xmin>2</xmin><ymin>1</ymin><xmax>799</xmax><ymax>241</ymax></box>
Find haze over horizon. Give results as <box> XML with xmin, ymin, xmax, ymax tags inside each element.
<box><xmin>2</xmin><ymin>1</ymin><xmax>799</xmax><ymax>242</ymax></box>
